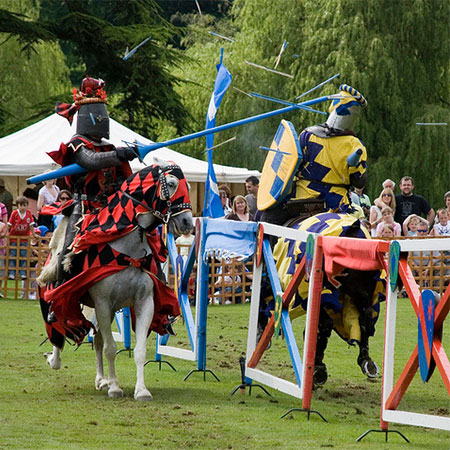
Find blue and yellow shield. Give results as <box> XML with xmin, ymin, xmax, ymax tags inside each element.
<box><xmin>257</xmin><ymin>120</ymin><xmax>302</xmax><ymax>211</ymax></box>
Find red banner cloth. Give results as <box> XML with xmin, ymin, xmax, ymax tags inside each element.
<box><xmin>320</xmin><ymin>236</ymin><xmax>387</xmax><ymax>287</ymax></box>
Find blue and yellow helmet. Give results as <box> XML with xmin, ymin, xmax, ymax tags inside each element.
<box><xmin>326</xmin><ymin>84</ymin><xmax>367</xmax><ymax>131</ymax></box>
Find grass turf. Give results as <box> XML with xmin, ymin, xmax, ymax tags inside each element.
<box><xmin>0</xmin><ymin>298</ymin><xmax>448</xmax><ymax>449</ymax></box>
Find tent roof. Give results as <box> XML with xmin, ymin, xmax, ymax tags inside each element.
<box><xmin>0</xmin><ymin>114</ymin><xmax>260</xmax><ymax>183</ymax></box>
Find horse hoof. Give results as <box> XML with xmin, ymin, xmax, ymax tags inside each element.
<box><xmin>360</xmin><ymin>359</ymin><xmax>379</xmax><ymax>379</ymax></box>
<box><xmin>44</xmin><ymin>352</ymin><xmax>61</xmax><ymax>370</ymax></box>
<box><xmin>108</xmin><ymin>388</ymin><xmax>124</xmax><ymax>398</ymax></box>
<box><xmin>95</xmin><ymin>378</ymin><xmax>108</xmax><ymax>391</ymax></box>
<box><xmin>313</xmin><ymin>364</ymin><xmax>328</xmax><ymax>387</ymax></box>
<box><xmin>135</xmin><ymin>389</ymin><xmax>153</xmax><ymax>402</ymax></box>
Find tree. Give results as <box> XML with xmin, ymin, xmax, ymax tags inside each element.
<box><xmin>0</xmin><ymin>0</ymin><xmax>189</xmax><ymax>139</ymax></box>
<box><xmin>174</xmin><ymin>0</ymin><xmax>449</xmax><ymax>207</ymax></box>
<box><xmin>0</xmin><ymin>0</ymin><xmax>70</xmax><ymax>136</ymax></box>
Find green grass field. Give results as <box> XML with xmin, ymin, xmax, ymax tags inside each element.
<box><xmin>0</xmin><ymin>298</ymin><xmax>448</xmax><ymax>449</ymax></box>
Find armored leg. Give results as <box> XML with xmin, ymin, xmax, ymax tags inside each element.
<box><xmin>56</xmin><ymin>198</ymin><xmax>83</xmax><ymax>286</ymax></box>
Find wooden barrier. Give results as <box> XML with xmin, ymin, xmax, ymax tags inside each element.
<box><xmin>380</xmin><ymin>237</ymin><xmax>450</xmax><ymax>432</ymax></box>
<box><xmin>0</xmin><ymin>235</ymin><xmax>50</xmax><ymax>300</ymax></box>
<box><xmin>379</xmin><ymin>236</ymin><xmax>450</xmax><ymax>296</ymax></box>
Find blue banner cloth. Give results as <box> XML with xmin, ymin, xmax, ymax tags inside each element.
<box><xmin>202</xmin><ymin>50</ymin><xmax>232</xmax><ymax>218</ymax></box>
<box><xmin>203</xmin><ymin>219</ymin><xmax>257</xmax><ymax>262</ymax></box>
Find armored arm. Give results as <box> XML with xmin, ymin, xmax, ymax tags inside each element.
<box><xmin>74</xmin><ymin>145</ymin><xmax>137</xmax><ymax>170</ymax></box>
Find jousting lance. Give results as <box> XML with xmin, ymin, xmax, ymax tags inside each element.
<box><xmin>27</xmin><ymin>94</ymin><xmax>334</xmax><ymax>185</ymax></box>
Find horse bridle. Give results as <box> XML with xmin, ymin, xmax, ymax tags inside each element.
<box><xmin>120</xmin><ymin>164</ymin><xmax>191</xmax><ymax>224</ymax></box>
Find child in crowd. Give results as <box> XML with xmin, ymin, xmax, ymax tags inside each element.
<box><xmin>7</xmin><ymin>196</ymin><xmax>38</xmax><ymax>280</ymax></box>
<box><xmin>175</xmin><ymin>228</ymin><xmax>194</xmax><ymax>263</ymax></box>
<box><xmin>213</xmin><ymin>261</ymin><xmax>241</xmax><ymax>305</ymax></box>
<box><xmin>380</xmin><ymin>224</ymin><xmax>394</xmax><ymax>238</ymax></box>
<box><xmin>376</xmin><ymin>206</ymin><xmax>401</xmax><ymax>237</ymax></box>
<box><xmin>402</xmin><ymin>214</ymin><xmax>429</xmax><ymax>236</ymax></box>
<box><xmin>430</xmin><ymin>209</ymin><xmax>450</xmax><ymax>236</ymax></box>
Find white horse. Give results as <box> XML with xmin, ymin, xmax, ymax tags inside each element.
<box><xmin>40</xmin><ymin>163</ymin><xmax>193</xmax><ymax>401</ymax></box>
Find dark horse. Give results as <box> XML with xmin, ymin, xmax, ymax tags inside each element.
<box><xmin>260</xmin><ymin>212</ymin><xmax>384</xmax><ymax>386</ymax></box>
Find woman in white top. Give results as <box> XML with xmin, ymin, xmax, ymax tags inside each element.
<box><xmin>369</xmin><ymin>187</ymin><xmax>396</xmax><ymax>237</ymax></box>
<box><xmin>37</xmin><ymin>179</ymin><xmax>60</xmax><ymax>230</ymax></box>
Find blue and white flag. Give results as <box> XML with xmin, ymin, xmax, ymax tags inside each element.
<box><xmin>202</xmin><ymin>49</ymin><xmax>232</xmax><ymax>218</ymax></box>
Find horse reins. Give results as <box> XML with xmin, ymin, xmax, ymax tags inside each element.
<box><xmin>119</xmin><ymin>165</ymin><xmax>191</xmax><ymax>224</ymax></box>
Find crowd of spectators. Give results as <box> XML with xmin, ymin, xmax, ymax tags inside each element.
<box><xmin>0</xmin><ymin>173</ymin><xmax>448</xmax><ymax>300</ymax></box>
<box><xmin>217</xmin><ymin>175</ymin><xmax>449</xmax><ymax>240</ymax></box>
<box><xmin>0</xmin><ymin>180</ymin><xmax>73</xmax><ymax>295</ymax></box>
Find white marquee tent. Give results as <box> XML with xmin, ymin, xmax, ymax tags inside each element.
<box><xmin>0</xmin><ymin>114</ymin><xmax>260</xmax><ymax>213</ymax></box>
<box><xmin>0</xmin><ymin>113</ymin><xmax>260</xmax><ymax>181</ymax></box>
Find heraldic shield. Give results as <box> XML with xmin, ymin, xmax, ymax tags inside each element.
<box><xmin>257</xmin><ymin>119</ymin><xmax>302</xmax><ymax>211</ymax></box>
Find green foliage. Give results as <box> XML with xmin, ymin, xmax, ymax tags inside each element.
<box><xmin>0</xmin><ymin>0</ymin><xmax>70</xmax><ymax>136</ymax></box>
<box><xmin>0</xmin><ymin>0</ymin><xmax>189</xmax><ymax>138</ymax></box>
<box><xmin>173</xmin><ymin>0</ymin><xmax>449</xmax><ymax>209</ymax></box>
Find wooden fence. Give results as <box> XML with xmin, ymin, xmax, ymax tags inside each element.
<box><xmin>0</xmin><ymin>235</ymin><xmax>50</xmax><ymax>299</ymax></box>
<box><xmin>1</xmin><ymin>234</ymin><xmax>448</xmax><ymax>302</ymax></box>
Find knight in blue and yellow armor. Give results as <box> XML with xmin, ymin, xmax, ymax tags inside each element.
<box><xmin>258</xmin><ymin>85</ymin><xmax>386</xmax><ymax>360</ymax></box>
<box><xmin>260</xmin><ymin>84</ymin><xmax>368</xmax><ymax>224</ymax></box>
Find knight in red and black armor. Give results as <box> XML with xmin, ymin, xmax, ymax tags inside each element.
<box><xmin>48</xmin><ymin>76</ymin><xmax>138</xmax><ymax>285</ymax></box>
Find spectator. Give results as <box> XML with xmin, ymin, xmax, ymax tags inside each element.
<box><xmin>0</xmin><ymin>201</ymin><xmax>7</xmax><ymax>295</ymax></box>
<box><xmin>213</xmin><ymin>261</ymin><xmax>241</xmax><ymax>305</ymax></box>
<box><xmin>445</xmin><ymin>191</ymin><xmax>450</xmax><ymax>215</ymax></box>
<box><xmin>23</xmin><ymin>187</ymin><xmax>39</xmax><ymax>222</ymax></box>
<box><xmin>411</xmin><ymin>223</ymin><xmax>431</xmax><ymax>279</ymax></box>
<box><xmin>402</xmin><ymin>214</ymin><xmax>429</xmax><ymax>237</ymax></box>
<box><xmin>0</xmin><ymin>200</ymin><xmax>7</xmax><ymax>227</ymax></box>
<box><xmin>350</xmin><ymin>187</ymin><xmax>371</xmax><ymax>218</ymax></box>
<box><xmin>369</xmin><ymin>187</ymin><xmax>396</xmax><ymax>237</ymax></box>
<box><xmin>245</xmin><ymin>176</ymin><xmax>259</xmax><ymax>217</ymax></box>
<box><xmin>219</xmin><ymin>189</ymin><xmax>232</xmax><ymax>215</ymax></box>
<box><xmin>218</xmin><ymin>184</ymin><xmax>232</xmax><ymax>201</ymax></box>
<box><xmin>382</xmin><ymin>179</ymin><xmax>396</xmax><ymax>191</ymax></box>
<box><xmin>417</xmin><ymin>223</ymin><xmax>430</xmax><ymax>237</ymax></box>
<box><xmin>376</xmin><ymin>206</ymin><xmax>401</xmax><ymax>237</ymax></box>
<box><xmin>37</xmin><ymin>178</ymin><xmax>60</xmax><ymax>231</ymax></box>
<box><xmin>379</xmin><ymin>223</ymin><xmax>394</xmax><ymax>238</ymax></box>
<box><xmin>0</xmin><ymin>222</ymin><xmax>6</xmax><ymax>297</ymax></box>
<box><xmin>394</xmin><ymin>176</ymin><xmax>435</xmax><ymax>232</ymax></box>
<box><xmin>430</xmin><ymin>209</ymin><xmax>450</xmax><ymax>236</ymax></box>
<box><xmin>226</xmin><ymin>195</ymin><xmax>253</xmax><ymax>222</ymax></box>
<box><xmin>52</xmin><ymin>190</ymin><xmax>73</xmax><ymax>228</ymax></box>
<box><xmin>7</xmin><ymin>196</ymin><xmax>38</xmax><ymax>280</ymax></box>
<box><xmin>0</xmin><ymin>178</ymin><xmax>13</xmax><ymax>217</ymax></box>
<box><xmin>175</xmin><ymin>228</ymin><xmax>195</xmax><ymax>263</ymax></box>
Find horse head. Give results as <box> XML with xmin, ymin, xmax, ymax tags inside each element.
<box><xmin>120</xmin><ymin>162</ymin><xmax>193</xmax><ymax>236</ymax></box>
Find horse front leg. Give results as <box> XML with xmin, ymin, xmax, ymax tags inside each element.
<box><xmin>44</xmin><ymin>345</ymin><xmax>62</xmax><ymax>370</ymax></box>
<box><xmin>357</xmin><ymin>307</ymin><xmax>379</xmax><ymax>379</ymax></box>
<box><xmin>133</xmin><ymin>292</ymin><xmax>154</xmax><ymax>401</ymax></box>
<box><xmin>93</xmin><ymin>331</ymin><xmax>108</xmax><ymax>391</ymax></box>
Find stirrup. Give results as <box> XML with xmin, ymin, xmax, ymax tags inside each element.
<box><xmin>47</xmin><ymin>311</ymin><xmax>57</xmax><ymax>324</ymax></box>
<box><xmin>164</xmin><ymin>315</ymin><xmax>177</xmax><ymax>336</ymax></box>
